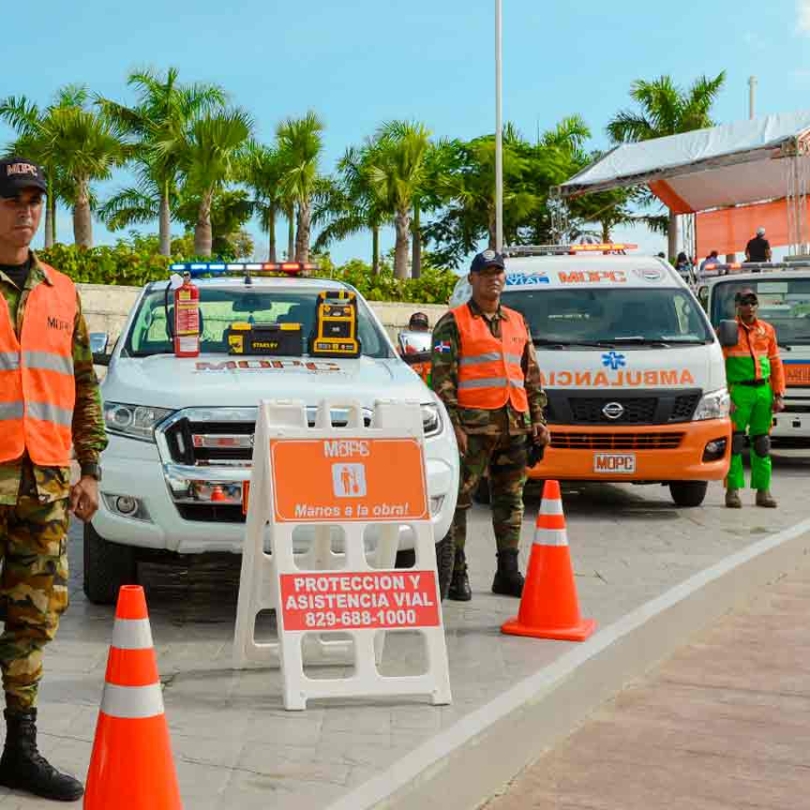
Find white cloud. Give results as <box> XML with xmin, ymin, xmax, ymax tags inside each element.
<box><xmin>799</xmin><ymin>0</ymin><xmax>810</xmax><ymax>34</ymax></box>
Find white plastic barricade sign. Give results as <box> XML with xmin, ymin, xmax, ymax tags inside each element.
<box><xmin>233</xmin><ymin>398</ymin><xmax>452</xmax><ymax>710</ymax></box>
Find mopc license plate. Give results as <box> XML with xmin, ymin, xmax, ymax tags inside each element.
<box><xmin>593</xmin><ymin>453</ymin><xmax>636</xmax><ymax>474</ymax></box>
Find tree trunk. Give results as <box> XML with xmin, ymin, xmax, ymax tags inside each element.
<box><xmin>159</xmin><ymin>187</ymin><xmax>171</xmax><ymax>257</ymax></box>
<box><xmin>411</xmin><ymin>202</ymin><xmax>422</xmax><ymax>280</ymax></box>
<box><xmin>44</xmin><ymin>177</ymin><xmax>55</xmax><ymax>248</ymax></box>
<box><xmin>295</xmin><ymin>197</ymin><xmax>311</xmax><ymax>263</ymax></box>
<box><xmin>601</xmin><ymin>221</ymin><xmax>610</xmax><ymax>243</ymax></box>
<box><xmin>287</xmin><ymin>204</ymin><xmax>295</xmax><ymax>261</ymax></box>
<box><xmin>393</xmin><ymin>208</ymin><xmax>411</xmax><ymax>280</ymax></box>
<box><xmin>73</xmin><ymin>178</ymin><xmax>93</xmax><ymax>248</ymax></box>
<box><xmin>194</xmin><ymin>190</ymin><xmax>214</xmax><ymax>257</ymax></box>
<box><xmin>371</xmin><ymin>226</ymin><xmax>380</xmax><ymax>276</ymax></box>
<box><xmin>667</xmin><ymin>210</ymin><xmax>678</xmax><ymax>260</ymax></box>
<box><xmin>267</xmin><ymin>206</ymin><xmax>277</xmax><ymax>263</ymax></box>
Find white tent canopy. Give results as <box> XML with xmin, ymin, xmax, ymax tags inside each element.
<box><xmin>557</xmin><ymin>110</ymin><xmax>810</xmax><ymax>214</ymax></box>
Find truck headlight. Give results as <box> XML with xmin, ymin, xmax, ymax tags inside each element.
<box><xmin>693</xmin><ymin>388</ymin><xmax>731</xmax><ymax>421</ymax></box>
<box><xmin>104</xmin><ymin>402</ymin><xmax>174</xmax><ymax>442</ymax></box>
<box><xmin>421</xmin><ymin>403</ymin><xmax>442</xmax><ymax>437</ymax></box>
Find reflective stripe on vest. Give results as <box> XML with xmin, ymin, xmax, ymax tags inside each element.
<box><xmin>452</xmin><ymin>304</ymin><xmax>530</xmax><ymax>412</ymax></box>
<box><xmin>0</xmin><ymin>263</ymin><xmax>76</xmax><ymax>466</ymax></box>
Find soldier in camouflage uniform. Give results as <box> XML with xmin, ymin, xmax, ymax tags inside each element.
<box><xmin>432</xmin><ymin>250</ymin><xmax>548</xmax><ymax>601</ymax></box>
<box><xmin>0</xmin><ymin>158</ymin><xmax>107</xmax><ymax>802</ymax></box>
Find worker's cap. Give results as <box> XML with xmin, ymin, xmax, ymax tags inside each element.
<box><xmin>408</xmin><ymin>311</ymin><xmax>430</xmax><ymax>329</ymax></box>
<box><xmin>756</xmin><ymin>226</ymin><xmax>766</xmax><ymax>236</ymax></box>
<box><xmin>0</xmin><ymin>158</ymin><xmax>47</xmax><ymax>198</ymax></box>
<box><xmin>470</xmin><ymin>249</ymin><xmax>505</xmax><ymax>273</ymax></box>
<box><xmin>735</xmin><ymin>288</ymin><xmax>759</xmax><ymax>305</ymax></box>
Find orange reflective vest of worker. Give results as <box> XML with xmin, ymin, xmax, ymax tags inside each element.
<box><xmin>0</xmin><ymin>263</ymin><xmax>76</xmax><ymax>466</ymax></box>
<box><xmin>452</xmin><ymin>303</ymin><xmax>529</xmax><ymax>412</ymax></box>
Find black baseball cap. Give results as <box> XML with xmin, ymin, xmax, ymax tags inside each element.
<box><xmin>0</xmin><ymin>158</ymin><xmax>47</xmax><ymax>198</ymax></box>
<box><xmin>735</xmin><ymin>288</ymin><xmax>758</xmax><ymax>305</ymax></box>
<box><xmin>470</xmin><ymin>249</ymin><xmax>505</xmax><ymax>273</ymax></box>
<box><xmin>408</xmin><ymin>312</ymin><xmax>429</xmax><ymax>329</ymax></box>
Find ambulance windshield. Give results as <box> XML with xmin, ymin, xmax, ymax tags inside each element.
<box><xmin>501</xmin><ymin>288</ymin><xmax>713</xmax><ymax>347</ymax></box>
<box><xmin>710</xmin><ymin>278</ymin><xmax>810</xmax><ymax>344</ymax></box>
<box><xmin>124</xmin><ymin>286</ymin><xmax>392</xmax><ymax>358</ymax></box>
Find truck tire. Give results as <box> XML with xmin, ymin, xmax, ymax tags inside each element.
<box><xmin>83</xmin><ymin>523</ymin><xmax>137</xmax><ymax>605</ymax></box>
<box><xmin>395</xmin><ymin>549</ymin><xmax>416</xmax><ymax>569</ymax></box>
<box><xmin>669</xmin><ymin>481</ymin><xmax>708</xmax><ymax>508</ymax></box>
<box><xmin>434</xmin><ymin>534</ymin><xmax>454</xmax><ymax>600</ymax></box>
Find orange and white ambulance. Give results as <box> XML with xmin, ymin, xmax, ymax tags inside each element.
<box><xmin>450</xmin><ymin>246</ymin><xmax>732</xmax><ymax>506</ymax></box>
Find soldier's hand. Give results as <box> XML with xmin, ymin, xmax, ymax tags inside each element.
<box><xmin>532</xmin><ymin>423</ymin><xmax>550</xmax><ymax>447</ymax></box>
<box><xmin>453</xmin><ymin>424</ymin><xmax>468</xmax><ymax>456</ymax></box>
<box><xmin>773</xmin><ymin>395</ymin><xmax>786</xmax><ymax>414</ymax></box>
<box><xmin>70</xmin><ymin>476</ymin><xmax>100</xmax><ymax>523</ymax></box>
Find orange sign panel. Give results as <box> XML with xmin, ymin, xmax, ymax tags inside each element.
<box><xmin>269</xmin><ymin>438</ymin><xmax>428</xmax><ymax>523</ymax></box>
<box><xmin>785</xmin><ymin>363</ymin><xmax>810</xmax><ymax>387</ymax></box>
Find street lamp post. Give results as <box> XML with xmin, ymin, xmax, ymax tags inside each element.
<box><xmin>495</xmin><ymin>0</ymin><xmax>503</xmax><ymax>253</ymax></box>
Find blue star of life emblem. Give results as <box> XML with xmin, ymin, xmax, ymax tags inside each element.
<box><xmin>601</xmin><ymin>351</ymin><xmax>626</xmax><ymax>371</ymax></box>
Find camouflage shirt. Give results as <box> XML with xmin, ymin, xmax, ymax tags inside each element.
<box><xmin>0</xmin><ymin>251</ymin><xmax>108</xmax><ymax>505</ymax></box>
<box><xmin>431</xmin><ymin>299</ymin><xmax>547</xmax><ymax>435</ymax></box>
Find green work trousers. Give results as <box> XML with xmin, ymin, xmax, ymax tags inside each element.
<box><xmin>728</xmin><ymin>384</ymin><xmax>773</xmax><ymax>491</ymax></box>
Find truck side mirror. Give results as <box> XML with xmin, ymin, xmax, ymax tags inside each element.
<box><xmin>90</xmin><ymin>332</ymin><xmax>111</xmax><ymax>366</ymax></box>
<box><xmin>717</xmin><ymin>320</ymin><xmax>738</xmax><ymax>347</ymax></box>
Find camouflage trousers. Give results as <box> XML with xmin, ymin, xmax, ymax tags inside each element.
<box><xmin>445</xmin><ymin>432</ymin><xmax>528</xmax><ymax>554</ymax></box>
<box><xmin>0</xmin><ymin>498</ymin><xmax>69</xmax><ymax>712</ymax></box>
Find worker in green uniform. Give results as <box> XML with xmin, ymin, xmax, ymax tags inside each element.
<box><xmin>723</xmin><ymin>288</ymin><xmax>785</xmax><ymax>508</ymax></box>
<box><xmin>0</xmin><ymin>158</ymin><xmax>108</xmax><ymax>801</ymax></box>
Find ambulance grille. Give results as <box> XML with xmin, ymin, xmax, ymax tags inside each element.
<box><xmin>545</xmin><ymin>389</ymin><xmax>702</xmax><ymax>425</ymax></box>
<box><xmin>551</xmin><ymin>432</ymin><xmax>685</xmax><ymax>450</ymax></box>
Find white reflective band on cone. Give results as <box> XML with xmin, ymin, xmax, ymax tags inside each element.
<box><xmin>100</xmin><ymin>683</ymin><xmax>164</xmax><ymax>719</ymax></box>
<box><xmin>111</xmin><ymin>618</ymin><xmax>154</xmax><ymax>650</ymax></box>
<box><xmin>534</xmin><ymin>528</ymin><xmax>569</xmax><ymax>547</ymax></box>
<box><xmin>540</xmin><ymin>498</ymin><xmax>564</xmax><ymax>516</ymax></box>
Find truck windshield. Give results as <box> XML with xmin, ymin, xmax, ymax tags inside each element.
<box><xmin>123</xmin><ymin>286</ymin><xmax>393</xmax><ymax>358</ymax></box>
<box><xmin>500</xmin><ymin>288</ymin><xmax>713</xmax><ymax>346</ymax></box>
<box><xmin>710</xmin><ymin>278</ymin><xmax>810</xmax><ymax>345</ymax></box>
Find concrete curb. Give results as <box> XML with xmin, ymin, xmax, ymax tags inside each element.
<box><xmin>326</xmin><ymin>515</ymin><xmax>810</xmax><ymax>810</ymax></box>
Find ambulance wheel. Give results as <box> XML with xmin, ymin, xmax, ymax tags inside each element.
<box><xmin>83</xmin><ymin>523</ymin><xmax>137</xmax><ymax>605</ymax></box>
<box><xmin>474</xmin><ymin>477</ymin><xmax>491</xmax><ymax>505</ymax></box>
<box><xmin>669</xmin><ymin>481</ymin><xmax>708</xmax><ymax>508</ymax></box>
<box><xmin>395</xmin><ymin>549</ymin><xmax>416</xmax><ymax>569</ymax></box>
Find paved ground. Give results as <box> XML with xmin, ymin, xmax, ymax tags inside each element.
<box><xmin>484</xmin><ymin>561</ymin><xmax>810</xmax><ymax>810</ymax></box>
<box><xmin>1</xmin><ymin>452</ymin><xmax>808</xmax><ymax>809</ymax></box>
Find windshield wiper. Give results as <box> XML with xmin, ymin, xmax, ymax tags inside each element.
<box><xmin>532</xmin><ymin>338</ymin><xmax>570</xmax><ymax>349</ymax></box>
<box><xmin>607</xmin><ymin>336</ymin><xmax>670</xmax><ymax>347</ymax></box>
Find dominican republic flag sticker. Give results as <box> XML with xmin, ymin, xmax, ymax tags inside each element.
<box><xmin>435</xmin><ymin>341</ymin><xmax>452</xmax><ymax>354</ymax></box>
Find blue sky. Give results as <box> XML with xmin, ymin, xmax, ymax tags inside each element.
<box><xmin>2</xmin><ymin>0</ymin><xmax>809</xmax><ymax>264</ymax></box>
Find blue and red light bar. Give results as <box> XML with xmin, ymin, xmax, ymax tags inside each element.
<box><xmin>170</xmin><ymin>261</ymin><xmax>316</xmax><ymax>278</ymax></box>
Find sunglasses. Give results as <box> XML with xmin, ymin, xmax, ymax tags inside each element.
<box><xmin>738</xmin><ymin>296</ymin><xmax>758</xmax><ymax>306</ymax></box>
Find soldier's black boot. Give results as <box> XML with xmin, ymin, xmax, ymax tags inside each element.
<box><xmin>0</xmin><ymin>709</ymin><xmax>84</xmax><ymax>801</ymax></box>
<box><xmin>448</xmin><ymin>548</ymin><xmax>472</xmax><ymax>601</ymax></box>
<box><xmin>491</xmin><ymin>549</ymin><xmax>525</xmax><ymax>598</ymax></box>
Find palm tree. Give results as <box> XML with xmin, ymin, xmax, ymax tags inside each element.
<box><xmin>175</xmin><ymin>108</ymin><xmax>253</xmax><ymax>256</ymax></box>
<box><xmin>276</xmin><ymin>112</ymin><xmax>325</xmax><ymax>263</ymax></box>
<box><xmin>0</xmin><ymin>85</ymin><xmax>87</xmax><ymax>247</ymax></box>
<box><xmin>607</xmin><ymin>72</ymin><xmax>726</xmax><ymax>258</ymax></box>
<box><xmin>368</xmin><ymin>121</ymin><xmax>432</xmax><ymax>279</ymax></box>
<box><xmin>314</xmin><ymin>143</ymin><xmax>390</xmax><ymax>274</ymax></box>
<box><xmin>97</xmin><ymin>67</ymin><xmax>226</xmax><ymax>256</ymax></box>
<box><xmin>240</xmin><ymin>142</ymin><xmax>289</xmax><ymax>262</ymax></box>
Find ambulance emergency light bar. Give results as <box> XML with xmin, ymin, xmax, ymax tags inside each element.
<box><xmin>504</xmin><ymin>243</ymin><xmax>637</xmax><ymax>257</ymax></box>
<box><xmin>169</xmin><ymin>261</ymin><xmax>316</xmax><ymax>278</ymax></box>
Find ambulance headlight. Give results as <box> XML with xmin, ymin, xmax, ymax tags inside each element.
<box><xmin>421</xmin><ymin>403</ymin><xmax>442</xmax><ymax>437</ymax></box>
<box><xmin>693</xmin><ymin>388</ymin><xmax>731</xmax><ymax>421</ymax></box>
<box><xmin>104</xmin><ymin>402</ymin><xmax>175</xmax><ymax>441</ymax></box>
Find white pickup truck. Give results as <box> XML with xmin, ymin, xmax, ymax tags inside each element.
<box><xmin>87</xmin><ymin>266</ymin><xmax>459</xmax><ymax>604</ymax></box>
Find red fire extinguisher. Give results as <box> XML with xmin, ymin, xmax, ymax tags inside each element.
<box><xmin>174</xmin><ymin>272</ymin><xmax>200</xmax><ymax>357</ymax></box>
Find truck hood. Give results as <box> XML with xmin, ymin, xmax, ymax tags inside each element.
<box><xmin>537</xmin><ymin>345</ymin><xmax>723</xmax><ymax>391</ymax></box>
<box><xmin>102</xmin><ymin>354</ymin><xmax>431</xmax><ymax>409</ymax></box>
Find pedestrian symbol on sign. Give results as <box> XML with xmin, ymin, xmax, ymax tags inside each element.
<box><xmin>332</xmin><ymin>463</ymin><xmax>367</xmax><ymax>498</ymax></box>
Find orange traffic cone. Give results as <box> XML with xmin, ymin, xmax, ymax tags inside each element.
<box><xmin>501</xmin><ymin>480</ymin><xmax>596</xmax><ymax>642</ymax></box>
<box><xmin>85</xmin><ymin>586</ymin><xmax>182</xmax><ymax>809</ymax></box>
<box><xmin>210</xmin><ymin>485</ymin><xmax>226</xmax><ymax>502</ymax></box>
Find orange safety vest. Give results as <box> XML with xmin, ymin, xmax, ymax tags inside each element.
<box><xmin>0</xmin><ymin>263</ymin><xmax>76</xmax><ymax>466</ymax></box>
<box><xmin>453</xmin><ymin>303</ymin><xmax>529</xmax><ymax>412</ymax></box>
